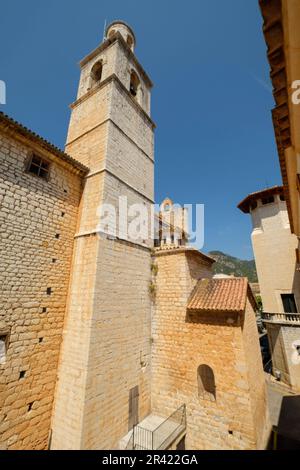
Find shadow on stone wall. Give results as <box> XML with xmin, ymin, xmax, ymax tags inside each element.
<box><xmin>273</xmin><ymin>395</ymin><xmax>300</xmax><ymax>449</ymax></box>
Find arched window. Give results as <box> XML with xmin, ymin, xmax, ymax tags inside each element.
<box><xmin>130</xmin><ymin>70</ymin><xmax>140</xmax><ymax>99</ymax></box>
<box><xmin>90</xmin><ymin>61</ymin><xmax>103</xmax><ymax>87</ymax></box>
<box><xmin>197</xmin><ymin>365</ymin><xmax>216</xmax><ymax>401</ymax></box>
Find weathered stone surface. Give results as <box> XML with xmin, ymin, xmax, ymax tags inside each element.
<box><xmin>152</xmin><ymin>248</ymin><xmax>271</xmax><ymax>450</ymax></box>
<box><xmin>50</xmin><ymin>27</ymin><xmax>154</xmax><ymax>450</ymax></box>
<box><xmin>0</xmin><ymin>132</ymin><xmax>83</xmax><ymax>450</ymax></box>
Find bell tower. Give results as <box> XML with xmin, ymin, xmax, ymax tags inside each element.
<box><xmin>50</xmin><ymin>21</ymin><xmax>155</xmax><ymax>449</ymax></box>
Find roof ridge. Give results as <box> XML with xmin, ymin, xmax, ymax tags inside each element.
<box><xmin>0</xmin><ymin>111</ymin><xmax>89</xmax><ymax>174</ymax></box>
<box><xmin>187</xmin><ymin>276</ymin><xmax>255</xmax><ymax>314</ymax></box>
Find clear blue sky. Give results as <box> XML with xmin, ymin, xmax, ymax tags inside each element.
<box><xmin>0</xmin><ymin>0</ymin><xmax>281</xmax><ymax>260</ymax></box>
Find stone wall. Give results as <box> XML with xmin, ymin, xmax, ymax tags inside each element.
<box><xmin>266</xmin><ymin>322</ymin><xmax>300</xmax><ymax>390</ymax></box>
<box><xmin>152</xmin><ymin>249</ymin><xmax>270</xmax><ymax>450</ymax></box>
<box><xmin>281</xmin><ymin>325</ymin><xmax>300</xmax><ymax>390</ymax></box>
<box><xmin>77</xmin><ymin>37</ymin><xmax>151</xmax><ymax>114</ymax></box>
<box><xmin>251</xmin><ymin>194</ymin><xmax>300</xmax><ymax>312</ymax></box>
<box><xmin>0</xmin><ymin>131</ymin><xmax>83</xmax><ymax>450</ymax></box>
<box><xmin>51</xmin><ymin>32</ymin><xmax>154</xmax><ymax>449</ymax></box>
<box><xmin>82</xmin><ymin>237</ymin><xmax>152</xmax><ymax>449</ymax></box>
<box><xmin>241</xmin><ymin>299</ymin><xmax>270</xmax><ymax>448</ymax></box>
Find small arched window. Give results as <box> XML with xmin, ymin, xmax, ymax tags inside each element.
<box><xmin>130</xmin><ymin>70</ymin><xmax>140</xmax><ymax>99</ymax></box>
<box><xmin>90</xmin><ymin>61</ymin><xmax>103</xmax><ymax>87</ymax></box>
<box><xmin>197</xmin><ymin>365</ymin><xmax>216</xmax><ymax>401</ymax></box>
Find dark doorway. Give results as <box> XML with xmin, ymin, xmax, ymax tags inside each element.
<box><xmin>260</xmin><ymin>333</ymin><xmax>271</xmax><ymax>371</ymax></box>
<box><xmin>275</xmin><ymin>395</ymin><xmax>300</xmax><ymax>449</ymax></box>
<box><xmin>128</xmin><ymin>386</ymin><xmax>139</xmax><ymax>431</ymax></box>
<box><xmin>176</xmin><ymin>436</ymin><xmax>186</xmax><ymax>450</ymax></box>
<box><xmin>281</xmin><ymin>294</ymin><xmax>298</xmax><ymax>313</ymax></box>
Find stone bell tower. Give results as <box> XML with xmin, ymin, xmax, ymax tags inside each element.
<box><xmin>50</xmin><ymin>21</ymin><xmax>155</xmax><ymax>449</ymax></box>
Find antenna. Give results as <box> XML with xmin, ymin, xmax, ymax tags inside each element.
<box><xmin>103</xmin><ymin>19</ymin><xmax>107</xmax><ymax>41</ymax></box>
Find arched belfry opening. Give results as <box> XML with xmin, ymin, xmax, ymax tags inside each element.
<box><xmin>161</xmin><ymin>198</ymin><xmax>173</xmax><ymax>212</ymax></box>
<box><xmin>130</xmin><ymin>70</ymin><xmax>140</xmax><ymax>100</ymax></box>
<box><xmin>90</xmin><ymin>61</ymin><xmax>103</xmax><ymax>88</ymax></box>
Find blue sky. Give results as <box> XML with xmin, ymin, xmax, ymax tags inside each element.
<box><xmin>0</xmin><ymin>0</ymin><xmax>280</xmax><ymax>260</ymax></box>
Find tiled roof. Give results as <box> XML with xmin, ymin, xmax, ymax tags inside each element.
<box><xmin>0</xmin><ymin>112</ymin><xmax>89</xmax><ymax>174</ymax></box>
<box><xmin>237</xmin><ymin>186</ymin><xmax>283</xmax><ymax>213</ymax></box>
<box><xmin>187</xmin><ymin>277</ymin><xmax>255</xmax><ymax>313</ymax></box>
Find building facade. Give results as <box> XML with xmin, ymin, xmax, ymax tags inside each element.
<box><xmin>0</xmin><ymin>113</ymin><xmax>87</xmax><ymax>450</ymax></box>
<box><xmin>238</xmin><ymin>186</ymin><xmax>300</xmax><ymax>313</ymax></box>
<box><xmin>152</xmin><ymin>248</ymin><xmax>270</xmax><ymax>450</ymax></box>
<box><xmin>50</xmin><ymin>21</ymin><xmax>155</xmax><ymax>450</ymax></box>
<box><xmin>238</xmin><ymin>186</ymin><xmax>300</xmax><ymax>390</ymax></box>
<box><xmin>0</xmin><ymin>21</ymin><xmax>270</xmax><ymax>450</ymax></box>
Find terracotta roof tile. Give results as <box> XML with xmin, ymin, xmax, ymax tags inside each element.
<box><xmin>237</xmin><ymin>186</ymin><xmax>283</xmax><ymax>214</ymax></box>
<box><xmin>187</xmin><ymin>278</ymin><xmax>252</xmax><ymax>313</ymax></box>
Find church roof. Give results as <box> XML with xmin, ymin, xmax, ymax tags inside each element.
<box><xmin>105</xmin><ymin>20</ymin><xmax>136</xmax><ymax>44</ymax></box>
<box><xmin>0</xmin><ymin>112</ymin><xmax>89</xmax><ymax>175</ymax></box>
<box><xmin>187</xmin><ymin>277</ymin><xmax>257</xmax><ymax>313</ymax></box>
<box><xmin>155</xmin><ymin>246</ymin><xmax>215</xmax><ymax>266</ymax></box>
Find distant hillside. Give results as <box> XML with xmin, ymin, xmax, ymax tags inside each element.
<box><xmin>208</xmin><ymin>251</ymin><xmax>258</xmax><ymax>283</ymax></box>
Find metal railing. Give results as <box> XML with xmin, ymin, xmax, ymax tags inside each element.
<box><xmin>129</xmin><ymin>404</ymin><xmax>186</xmax><ymax>450</ymax></box>
<box><xmin>262</xmin><ymin>312</ymin><xmax>300</xmax><ymax>324</ymax></box>
<box><xmin>153</xmin><ymin>404</ymin><xmax>186</xmax><ymax>450</ymax></box>
<box><xmin>132</xmin><ymin>424</ymin><xmax>153</xmax><ymax>450</ymax></box>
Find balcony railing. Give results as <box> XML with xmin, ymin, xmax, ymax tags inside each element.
<box><xmin>262</xmin><ymin>312</ymin><xmax>300</xmax><ymax>324</ymax></box>
<box><xmin>127</xmin><ymin>405</ymin><xmax>186</xmax><ymax>450</ymax></box>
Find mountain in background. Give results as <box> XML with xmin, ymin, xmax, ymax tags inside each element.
<box><xmin>208</xmin><ymin>251</ymin><xmax>258</xmax><ymax>283</ymax></box>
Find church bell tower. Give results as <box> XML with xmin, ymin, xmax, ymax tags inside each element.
<box><xmin>50</xmin><ymin>21</ymin><xmax>155</xmax><ymax>449</ymax></box>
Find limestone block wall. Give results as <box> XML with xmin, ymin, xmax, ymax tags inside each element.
<box><xmin>266</xmin><ymin>323</ymin><xmax>300</xmax><ymax>390</ymax></box>
<box><xmin>49</xmin><ymin>234</ymin><xmax>99</xmax><ymax>450</ymax></box>
<box><xmin>65</xmin><ymin>122</ymin><xmax>108</xmax><ymax>173</ymax></box>
<box><xmin>241</xmin><ymin>300</ymin><xmax>270</xmax><ymax>448</ymax></box>
<box><xmin>113</xmin><ymin>42</ymin><xmax>151</xmax><ymax>114</ymax></box>
<box><xmin>66</xmin><ymin>82</ymin><xmax>111</xmax><ymax>149</ymax></box>
<box><xmin>81</xmin><ymin>237</ymin><xmax>152</xmax><ymax>449</ymax></box>
<box><xmin>266</xmin><ymin>323</ymin><xmax>290</xmax><ymax>384</ymax></box>
<box><xmin>251</xmin><ymin>196</ymin><xmax>300</xmax><ymax>313</ymax></box>
<box><xmin>77</xmin><ymin>38</ymin><xmax>151</xmax><ymax>114</ymax></box>
<box><xmin>50</xmin><ymin>235</ymin><xmax>153</xmax><ymax>450</ymax></box>
<box><xmin>0</xmin><ymin>132</ymin><xmax>83</xmax><ymax>450</ymax></box>
<box><xmin>77</xmin><ymin>43</ymin><xmax>118</xmax><ymax>100</ymax></box>
<box><xmin>152</xmin><ymin>249</ymin><xmax>270</xmax><ymax>450</ymax></box>
<box><xmin>51</xmin><ymin>34</ymin><xmax>154</xmax><ymax>449</ymax></box>
<box><xmin>281</xmin><ymin>325</ymin><xmax>300</xmax><ymax>390</ymax></box>
<box><xmin>110</xmin><ymin>81</ymin><xmax>153</xmax><ymax>155</ymax></box>
<box><xmin>106</xmin><ymin>121</ymin><xmax>154</xmax><ymax>201</ymax></box>
<box><xmin>101</xmin><ymin>172</ymin><xmax>153</xmax><ymax>245</ymax></box>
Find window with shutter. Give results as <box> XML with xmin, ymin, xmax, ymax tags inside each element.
<box><xmin>197</xmin><ymin>364</ymin><xmax>216</xmax><ymax>401</ymax></box>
